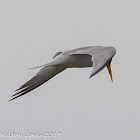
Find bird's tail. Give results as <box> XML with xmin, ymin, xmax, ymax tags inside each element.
<box><xmin>27</xmin><ymin>64</ymin><xmax>47</xmax><ymax>70</ymax></box>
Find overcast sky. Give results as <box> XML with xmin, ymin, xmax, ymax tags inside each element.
<box><xmin>0</xmin><ymin>0</ymin><xmax>140</xmax><ymax>140</ymax></box>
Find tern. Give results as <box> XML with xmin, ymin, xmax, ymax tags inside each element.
<box><xmin>9</xmin><ymin>46</ymin><xmax>116</xmax><ymax>101</ymax></box>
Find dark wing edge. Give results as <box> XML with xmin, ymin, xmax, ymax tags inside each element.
<box><xmin>9</xmin><ymin>66</ymin><xmax>66</xmax><ymax>101</ymax></box>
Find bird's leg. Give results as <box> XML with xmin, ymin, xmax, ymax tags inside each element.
<box><xmin>107</xmin><ymin>63</ymin><xmax>113</xmax><ymax>82</ymax></box>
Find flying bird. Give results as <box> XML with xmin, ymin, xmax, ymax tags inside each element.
<box><xmin>9</xmin><ymin>46</ymin><xmax>116</xmax><ymax>101</ymax></box>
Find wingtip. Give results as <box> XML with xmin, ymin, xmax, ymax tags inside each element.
<box><xmin>9</xmin><ymin>95</ymin><xmax>19</xmax><ymax>102</ymax></box>
<box><xmin>88</xmin><ymin>75</ymin><xmax>92</xmax><ymax>79</ymax></box>
<box><xmin>9</xmin><ymin>96</ymin><xmax>17</xmax><ymax>101</ymax></box>
<box><xmin>11</xmin><ymin>93</ymin><xmax>18</xmax><ymax>97</ymax></box>
<box><xmin>8</xmin><ymin>99</ymin><xmax>13</xmax><ymax>102</ymax></box>
<box><xmin>14</xmin><ymin>88</ymin><xmax>21</xmax><ymax>92</ymax></box>
<box><xmin>89</xmin><ymin>73</ymin><xmax>94</xmax><ymax>79</ymax></box>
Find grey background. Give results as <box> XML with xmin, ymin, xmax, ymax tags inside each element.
<box><xmin>0</xmin><ymin>0</ymin><xmax>140</xmax><ymax>139</ymax></box>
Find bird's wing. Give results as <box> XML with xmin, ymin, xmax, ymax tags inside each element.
<box><xmin>89</xmin><ymin>53</ymin><xmax>111</xmax><ymax>78</ymax></box>
<box><xmin>67</xmin><ymin>48</ymin><xmax>113</xmax><ymax>78</ymax></box>
<box><xmin>10</xmin><ymin>66</ymin><xmax>66</xmax><ymax>101</ymax></box>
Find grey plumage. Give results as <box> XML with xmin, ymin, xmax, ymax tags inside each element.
<box><xmin>9</xmin><ymin>46</ymin><xmax>116</xmax><ymax>101</ymax></box>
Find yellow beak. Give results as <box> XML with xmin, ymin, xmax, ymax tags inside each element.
<box><xmin>107</xmin><ymin>64</ymin><xmax>113</xmax><ymax>82</ymax></box>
